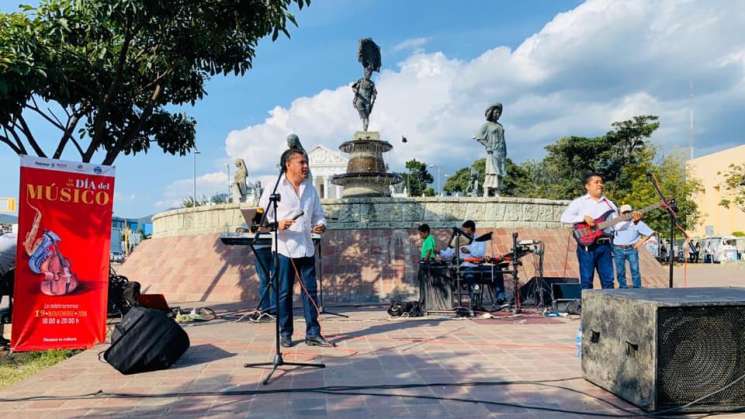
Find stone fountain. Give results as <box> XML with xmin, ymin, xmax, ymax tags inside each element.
<box><xmin>332</xmin><ymin>131</ymin><xmax>401</xmax><ymax>197</ymax></box>
<box><xmin>331</xmin><ymin>38</ymin><xmax>401</xmax><ymax>198</ymax></box>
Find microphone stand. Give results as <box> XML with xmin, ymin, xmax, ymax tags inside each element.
<box><xmin>648</xmin><ymin>173</ymin><xmax>678</xmax><ymax>288</ymax></box>
<box><xmin>315</xmin><ymin>239</ymin><xmax>348</xmax><ymax>318</ymax></box>
<box><xmin>244</xmin><ymin>164</ymin><xmax>325</xmax><ymax>385</ymax></box>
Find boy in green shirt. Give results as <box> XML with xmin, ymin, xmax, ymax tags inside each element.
<box><xmin>418</xmin><ymin>224</ymin><xmax>436</xmax><ymax>260</ymax></box>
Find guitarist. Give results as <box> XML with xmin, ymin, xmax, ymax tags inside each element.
<box><xmin>560</xmin><ymin>173</ymin><xmax>641</xmax><ymax>289</ymax></box>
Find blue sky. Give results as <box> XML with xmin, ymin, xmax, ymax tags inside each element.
<box><xmin>2</xmin><ymin>0</ymin><xmax>744</xmax><ymax>218</ymax></box>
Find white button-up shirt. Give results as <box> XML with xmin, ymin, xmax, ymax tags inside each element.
<box><xmin>259</xmin><ymin>175</ymin><xmax>326</xmax><ymax>258</ymax></box>
<box><xmin>560</xmin><ymin>194</ymin><xmax>618</xmax><ymax>234</ymax></box>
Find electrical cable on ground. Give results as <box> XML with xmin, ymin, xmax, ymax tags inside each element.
<box><xmin>2</xmin><ymin>374</ymin><xmax>745</xmax><ymax>418</ymax></box>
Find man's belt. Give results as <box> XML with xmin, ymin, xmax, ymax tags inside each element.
<box><xmin>614</xmin><ymin>243</ymin><xmax>636</xmax><ymax>249</ymax></box>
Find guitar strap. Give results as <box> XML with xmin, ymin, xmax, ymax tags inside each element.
<box><xmin>600</xmin><ymin>199</ymin><xmax>616</xmax><ymax>239</ymax></box>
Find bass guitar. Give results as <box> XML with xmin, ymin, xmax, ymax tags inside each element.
<box><xmin>572</xmin><ymin>200</ymin><xmax>672</xmax><ymax>247</ymax></box>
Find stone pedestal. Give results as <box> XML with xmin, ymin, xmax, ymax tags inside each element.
<box><xmin>331</xmin><ymin>131</ymin><xmax>402</xmax><ymax>198</ymax></box>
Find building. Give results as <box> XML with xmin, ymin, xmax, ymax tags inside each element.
<box><xmin>111</xmin><ymin>216</ymin><xmax>153</xmax><ymax>256</ymax></box>
<box><xmin>687</xmin><ymin>144</ymin><xmax>745</xmax><ymax>237</ymax></box>
<box><xmin>307</xmin><ymin>145</ymin><xmax>348</xmax><ymax>199</ymax></box>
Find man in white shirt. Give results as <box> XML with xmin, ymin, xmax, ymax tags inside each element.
<box><xmin>560</xmin><ymin>173</ymin><xmax>640</xmax><ymax>289</ymax></box>
<box><xmin>259</xmin><ymin>149</ymin><xmax>330</xmax><ymax>347</ymax></box>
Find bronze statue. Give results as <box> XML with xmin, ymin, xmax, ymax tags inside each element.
<box><xmin>352</xmin><ymin>38</ymin><xmax>381</xmax><ymax>132</ymax></box>
<box><xmin>474</xmin><ymin>103</ymin><xmax>507</xmax><ymax>197</ymax></box>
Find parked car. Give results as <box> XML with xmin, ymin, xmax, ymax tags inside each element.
<box><xmin>699</xmin><ymin>236</ymin><xmax>739</xmax><ymax>263</ymax></box>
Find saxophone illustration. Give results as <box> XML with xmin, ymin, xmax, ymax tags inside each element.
<box><xmin>23</xmin><ymin>202</ymin><xmax>79</xmax><ymax>296</ymax></box>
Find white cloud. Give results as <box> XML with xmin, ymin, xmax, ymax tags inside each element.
<box><xmin>392</xmin><ymin>37</ymin><xmax>431</xmax><ymax>53</ymax></box>
<box><xmin>200</xmin><ymin>0</ymin><xmax>745</xmax><ymax>200</ymax></box>
<box><xmin>155</xmin><ymin>171</ymin><xmax>230</xmax><ymax>209</ymax></box>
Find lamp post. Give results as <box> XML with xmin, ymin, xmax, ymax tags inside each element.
<box><xmin>193</xmin><ymin>149</ymin><xmax>201</xmax><ymax>204</ymax></box>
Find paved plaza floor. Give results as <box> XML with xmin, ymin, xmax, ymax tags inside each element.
<box><xmin>1</xmin><ymin>263</ymin><xmax>744</xmax><ymax>418</ymax></box>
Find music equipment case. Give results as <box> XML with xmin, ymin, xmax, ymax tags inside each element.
<box><xmin>581</xmin><ymin>288</ymin><xmax>745</xmax><ymax>412</ymax></box>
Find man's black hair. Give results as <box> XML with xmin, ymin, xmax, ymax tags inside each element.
<box><xmin>418</xmin><ymin>224</ymin><xmax>430</xmax><ymax>234</ymax></box>
<box><xmin>281</xmin><ymin>148</ymin><xmax>308</xmax><ymax>171</ymax></box>
<box><xmin>583</xmin><ymin>172</ymin><xmax>603</xmax><ymax>185</ymax></box>
<box><xmin>462</xmin><ymin>220</ymin><xmax>476</xmax><ymax>230</ymax></box>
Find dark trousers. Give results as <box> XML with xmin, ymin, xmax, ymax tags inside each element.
<box><xmin>577</xmin><ymin>242</ymin><xmax>614</xmax><ymax>289</ymax></box>
<box><xmin>255</xmin><ymin>247</ymin><xmax>275</xmax><ymax>312</ymax></box>
<box><xmin>277</xmin><ymin>255</ymin><xmax>321</xmax><ymax>339</ymax></box>
<box><xmin>462</xmin><ymin>267</ymin><xmax>480</xmax><ymax>307</ymax></box>
<box><xmin>613</xmin><ymin>246</ymin><xmax>641</xmax><ymax>288</ymax></box>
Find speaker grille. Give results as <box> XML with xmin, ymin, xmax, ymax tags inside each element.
<box><xmin>657</xmin><ymin>306</ymin><xmax>745</xmax><ymax>409</ymax></box>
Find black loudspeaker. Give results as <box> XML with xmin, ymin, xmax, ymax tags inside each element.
<box><xmin>582</xmin><ymin>288</ymin><xmax>745</xmax><ymax>412</ymax></box>
<box><xmin>552</xmin><ymin>282</ymin><xmax>581</xmax><ymax>313</ymax></box>
<box><xmin>519</xmin><ymin>277</ymin><xmax>577</xmax><ymax>307</ymax></box>
<box><xmin>419</xmin><ymin>262</ymin><xmax>452</xmax><ymax>312</ymax></box>
<box><xmin>104</xmin><ymin>306</ymin><xmax>190</xmax><ymax>375</ymax></box>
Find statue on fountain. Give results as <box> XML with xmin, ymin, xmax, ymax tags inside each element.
<box><xmin>352</xmin><ymin>38</ymin><xmax>380</xmax><ymax>132</ymax></box>
<box><xmin>232</xmin><ymin>159</ymin><xmax>249</xmax><ymax>203</ymax></box>
<box><xmin>474</xmin><ymin>103</ymin><xmax>507</xmax><ymax>197</ymax></box>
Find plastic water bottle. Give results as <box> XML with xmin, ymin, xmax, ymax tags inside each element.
<box><xmin>575</xmin><ymin>326</ymin><xmax>583</xmax><ymax>359</ymax></box>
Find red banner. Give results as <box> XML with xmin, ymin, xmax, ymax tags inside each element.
<box><xmin>12</xmin><ymin>156</ymin><xmax>115</xmax><ymax>351</ymax></box>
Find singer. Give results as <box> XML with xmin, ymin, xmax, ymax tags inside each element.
<box><xmin>259</xmin><ymin>148</ymin><xmax>331</xmax><ymax>347</ymax></box>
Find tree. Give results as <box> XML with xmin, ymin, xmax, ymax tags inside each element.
<box><xmin>613</xmin><ymin>153</ymin><xmax>702</xmax><ymax>234</ymax></box>
<box><xmin>401</xmin><ymin>159</ymin><xmax>434</xmax><ymax>197</ymax></box>
<box><xmin>718</xmin><ymin>163</ymin><xmax>745</xmax><ymax>212</ymax></box>
<box><xmin>444</xmin><ymin>159</ymin><xmax>484</xmax><ymax>195</ymax></box>
<box><xmin>0</xmin><ymin>0</ymin><xmax>309</xmax><ymax>164</ymax></box>
<box><xmin>181</xmin><ymin>196</ymin><xmax>205</xmax><ymax>208</ymax></box>
<box><xmin>538</xmin><ymin>115</ymin><xmax>660</xmax><ymax>200</ymax></box>
<box><xmin>443</xmin><ymin>167</ymin><xmax>470</xmax><ymax>195</ymax></box>
<box><xmin>210</xmin><ymin>192</ymin><xmax>230</xmax><ymax>204</ymax></box>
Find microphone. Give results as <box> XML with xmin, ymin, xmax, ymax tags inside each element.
<box><xmin>288</xmin><ymin>209</ymin><xmax>304</xmax><ymax>221</ymax></box>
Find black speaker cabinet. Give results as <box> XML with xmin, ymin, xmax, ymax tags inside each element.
<box><xmin>582</xmin><ymin>288</ymin><xmax>745</xmax><ymax>412</ymax></box>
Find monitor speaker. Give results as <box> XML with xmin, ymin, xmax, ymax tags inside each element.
<box><xmin>582</xmin><ymin>288</ymin><xmax>745</xmax><ymax>412</ymax></box>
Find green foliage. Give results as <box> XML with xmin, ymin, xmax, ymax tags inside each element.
<box><xmin>401</xmin><ymin>159</ymin><xmax>434</xmax><ymax>197</ymax></box>
<box><xmin>444</xmin><ymin>159</ymin><xmax>484</xmax><ymax>195</ymax></box>
<box><xmin>181</xmin><ymin>195</ymin><xmax>206</xmax><ymax>208</ymax></box>
<box><xmin>535</xmin><ymin>115</ymin><xmax>660</xmax><ymax>200</ymax></box>
<box><xmin>210</xmin><ymin>192</ymin><xmax>230</xmax><ymax>204</ymax></box>
<box><xmin>443</xmin><ymin>167</ymin><xmax>470</xmax><ymax>194</ymax></box>
<box><xmin>0</xmin><ymin>0</ymin><xmax>309</xmax><ymax>164</ymax></box>
<box><xmin>613</xmin><ymin>153</ymin><xmax>702</xmax><ymax>233</ymax></box>
<box><xmin>732</xmin><ymin>231</ymin><xmax>745</xmax><ymax>237</ymax></box>
<box><xmin>718</xmin><ymin>163</ymin><xmax>745</xmax><ymax>212</ymax></box>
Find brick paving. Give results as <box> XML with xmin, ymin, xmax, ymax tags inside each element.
<box><xmin>2</xmin><ymin>263</ymin><xmax>742</xmax><ymax>418</ymax></box>
<box><xmin>1</xmin><ymin>306</ymin><xmax>649</xmax><ymax>418</ymax></box>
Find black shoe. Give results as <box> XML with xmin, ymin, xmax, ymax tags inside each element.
<box><xmin>305</xmin><ymin>335</ymin><xmax>333</xmax><ymax>347</ymax></box>
<box><xmin>280</xmin><ymin>336</ymin><xmax>293</xmax><ymax>348</ymax></box>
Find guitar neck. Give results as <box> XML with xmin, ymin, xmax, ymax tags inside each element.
<box><xmin>597</xmin><ymin>202</ymin><xmax>662</xmax><ymax>230</ymax></box>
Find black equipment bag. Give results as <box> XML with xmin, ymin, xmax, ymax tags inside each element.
<box><xmin>107</xmin><ymin>271</ymin><xmax>141</xmax><ymax>317</ymax></box>
<box><xmin>387</xmin><ymin>300</ymin><xmax>424</xmax><ymax>317</ymax></box>
<box><xmin>104</xmin><ymin>306</ymin><xmax>190</xmax><ymax>374</ymax></box>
